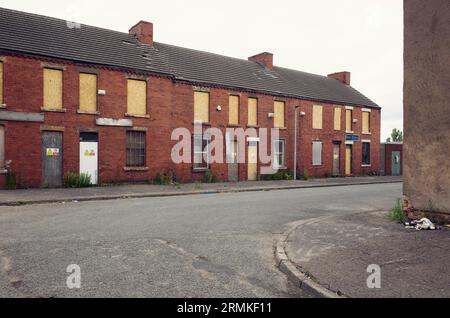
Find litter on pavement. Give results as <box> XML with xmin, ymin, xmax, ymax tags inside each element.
<box><xmin>404</xmin><ymin>218</ymin><xmax>439</xmax><ymax>231</ymax></box>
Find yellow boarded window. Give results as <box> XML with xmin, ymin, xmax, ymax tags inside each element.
<box><xmin>0</xmin><ymin>62</ymin><xmax>3</xmax><ymax>105</ymax></box>
<box><xmin>43</xmin><ymin>68</ymin><xmax>63</xmax><ymax>109</ymax></box>
<box><xmin>194</xmin><ymin>91</ymin><xmax>209</xmax><ymax>122</ymax></box>
<box><xmin>229</xmin><ymin>95</ymin><xmax>239</xmax><ymax>125</ymax></box>
<box><xmin>334</xmin><ymin>108</ymin><xmax>341</xmax><ymax>130</ymax></box>
<box><xmin>312</xmin><ymin>105</ymin><xmax>323</xmax><ymax>129</ymax></box>
<box><xmin>127</xmin><ymin>79</ymin><xmax>147</xmax><ymax>115</ymax></box>
<box><xmin>346</xmin><ymin>109</ymin><xmax>353</xmax><ymax>132</ymax></box>
<box><xmin>362</xmin><ymin>111</ymin><xmax>370</xmax><ymax>133</ymax></box>
<box><xmin>248</xmin><ymin>98</ymin><xmax>258</xmax><ymax>126</ymax></box>
<box><xmin>79</xmin><ymin>73</ymin><xmax>97</xmax><ymax>112</ymax></box>
<box><xmin>274</xmin><ymin>101</ymin><xmax>285</xmax><ymax>128</ymax></box>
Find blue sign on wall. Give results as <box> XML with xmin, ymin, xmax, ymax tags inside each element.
<box><xmin>346</xmin><ymin>134</ymin><xmax>360</xmax><ymax>142</ymax></box>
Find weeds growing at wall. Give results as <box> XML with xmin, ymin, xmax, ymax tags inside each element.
<box><xmin>64</xmin><ymin>172</ymin><xmax>92</xmax><ymax>188</ymax></box>
<box><xmin>388</xmin><ymin>198</ymin><xmax>406</xmax><ymax>223</ymax></box>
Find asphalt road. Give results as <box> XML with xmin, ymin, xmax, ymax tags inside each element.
<box><xmin>0</xmin><ymin>183</ymin><xmax>402</xmax><ymax>298</ymax></box>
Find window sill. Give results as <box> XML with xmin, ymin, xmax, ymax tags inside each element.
<box><xmin>312</xmin><ymin>164</ymin><xmax>323</xmax><ymax>168</ymax></box>
<box><xmin>77</xmin><ymin>110</ymin><xmax>100</xmax><ymax>115</ymax></box>
<box><xmin>361</xmin><ymin>164</ymin><xmax>372</xmax><ymax>168</ymax></box>
<box><xmin>346</xmin><ymin>131</ymin><xmax>354</xmax><ymax>134</ymax></box>
<box><xmin>247</xmin><ymin>125</ymin><xmax>260</xmax><ymax>129</ymax></box>
<box><xmin>275</xmin><ymin>127</ymin><xmax>288</xmax><ymax>130</ymax></box>
<box><xmin>124</xmin><ymin>166</ymin><xmax>149</xmax><ymax>172</ymax></box>
<box><xmin>41</xmin><ymin>107</ymin><xmax>67</xmax><ymax>113</ymax></box>
<box><xmin>227</xmin><ymin>124</ymin><xmax>241</xmax><ymax>128</ymax></box>
<box><xmin>0</xmin><ymin>104</ymin><xmax>6</xmax><ymax>109</ymax></box>
<box><xmin>192</xmin><ymin>121</ymin><xmax>211</xmax><ymax>126</ymax></box>
<box><xmin>362</xmin><ymin>132</ymin><xmax>372</xmax><ymax>135</ymax></box>
<box><xmin>125</xmin><ymin>113</ymin><xmax>150</xmax><ymax>119</ymax></box>
<box><xmin>192</xmin><ymin>168</ymin><xmax>209</xmax><ymax>173</ymax></box>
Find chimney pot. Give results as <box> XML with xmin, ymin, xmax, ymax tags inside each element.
<box><xmin>248</xmin><ymin>52</ymin><xmax>274</xmax><ymax>70</ymax></box>
<box><xmin>328</xmin><ymin>71</ymin><xmax>351</xmax><ymax>85</ymax></box>
<box><xmin>129</xmin><ymin>21</ymin><xmax>153</xmax><ymax>46</ymax></box>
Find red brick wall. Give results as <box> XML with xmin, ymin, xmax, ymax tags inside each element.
<box><xmin>0</xmin><ymin>54</ymin><xmax>381</xmax><ymax>188</ymax></box>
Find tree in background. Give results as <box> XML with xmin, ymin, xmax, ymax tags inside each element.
<box><xmin>386</xmin><ymin>128</ymin><xmax>403</xmax><ymax>142</ymax></box>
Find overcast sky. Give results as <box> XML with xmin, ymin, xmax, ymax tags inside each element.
<box><xmin>0</xmin><ymin>0</ymin><xmax>403</xmax><ymax>141</ymax></box>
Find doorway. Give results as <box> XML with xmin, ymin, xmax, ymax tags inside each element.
<box><xmin>228</xmin><ymin>139</ymin><xmax>239</xmax><ymax>182</ymax></box>
<box><xmin>80</xmin><ymin>132</ymin><xmax>99</xmax><ymax>185</ymax></box>
<box><xmin>247</xmin><ymin>141</ymin><xmax>258</xmax><ymax>181</ymax></box>
<box><xmin>391</xmin><ymin>151</ymin><xmax>401</xmax><ymax>176</ymax></box>
<box><xmin>333</xmin><ymin>142</ymin><xmax>340</xmax><ymax>176</ymax></box>
<box><xmin>345</xmin><ymin>144</ymin><xmax>352</xmax><ymax>176</ymax></box>
<box><xmin>42</xmin><ymin>131</ymin><xmax>63</xmax><ymax>187</ymax></box>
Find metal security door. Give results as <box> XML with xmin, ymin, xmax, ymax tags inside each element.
<box><xmin>42</xmin><ymin>131</ymin><xmax>63</xmax><ymax>187</ymax></box>
<box><xmin>80</xmin><ymin>132</ymin><xmax>98</xmax><ymax>184</ymax></box>
<box><xmin>333</xmin><ymin>143</ymin><xmax>340</xmax><ymax>176</ymax></box>
<box><xmin>391</xmin><ymin>151</ymin><xmax>401</xmax><ymax>176</ymax></box>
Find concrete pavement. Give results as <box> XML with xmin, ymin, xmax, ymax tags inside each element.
<box><xmin>0</xmin><ymin>176</ymin><xmax>401</xmax><ymax>206</ymax></box>
<box><xmin>0</xmin><ymin>183</ymin><xmax>402</xmax><ymax>298</ymax></box>
<box><xmin>281</xmin><ymin>210</ymin><xmax>450</xmax><ymax>298</ymax></box>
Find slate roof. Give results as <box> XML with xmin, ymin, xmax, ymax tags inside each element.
<box><xmin>0</xmin><ymin>7</ymin><xmax>379</xmax><ymax>108</ymax></box>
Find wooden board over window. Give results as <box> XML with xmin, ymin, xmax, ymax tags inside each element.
<box><xmin>362</xmin><ymin>111</ymin><xmax>370</xmax><ymax>133</ymax></box>
<box><xmin>229</xmin><ymin>95</ymin><xmax>239</xmax><ymax>125</ymax></box>
<box><xmin>313</xmin><ymin>105</ymin><xmax>323</xmax><ymax>129</ymax></box>
<box><xmin>79</xmin><ymin>73</ymin><xmax>97</xmax><ymax>112</ymax></box>
<box><xmin>43</xmin><ymin>68</ymin><xmax>63</xmax><ymax>110</ymax></box>
<box><xmin>346</xmin><ymin>109</ymin><xmax>353</xmax><ymax>132</ymax></box>
<box><xmin>334</xmin><ymin>107</ymin><xmax>341</xmax><ymax>130</ymax></box>
<box><xmin>274</xmin><ymin>101</ymin><xmax>285</xmax><ymax>128</ymax></box>
<box><xmin>127</xmin><ymin>79</ymin><xmax>147</xmax><ymax>116</ymax></box>
<box><xmin>248</xmin><ymin>98</ymin><xmax>258</xmax><ymax>126</ymax></box>
<box><xmin>194</xmin><ymin>91</ymin><xmax>209</xmax><ymax>123</ymax></box>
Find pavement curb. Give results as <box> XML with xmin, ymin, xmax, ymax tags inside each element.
<box><xmin>0</xmin><ymin>180</ymin><xmax>402</xmax><ymax>207</ymax></box>
<box><xmin>274</xmin><ymin>220</ymin><xmax>348</xmax><ymax>298</ymax></box>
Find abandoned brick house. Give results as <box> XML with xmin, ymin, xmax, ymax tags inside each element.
<box><xmin>0</xmin><ymin>7</ymin><xmax>380</xmax><ymax>188</ymax></box>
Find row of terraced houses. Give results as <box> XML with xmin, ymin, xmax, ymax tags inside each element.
<box><xmin>0</xmin><ymin>8</ymin><xmax>380</xmax><ymax>188</ymax></box>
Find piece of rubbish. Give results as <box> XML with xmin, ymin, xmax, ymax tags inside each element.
<box><xmin>404</xmin><ymin>218</ymin><xmax>437</xmax><ymax>231</ymax></box>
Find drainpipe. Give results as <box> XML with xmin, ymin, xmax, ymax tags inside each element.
<box><xmin>294</xmin><ymin>107</ymin><xmax>305</xmax><ymax>180</ymax></box>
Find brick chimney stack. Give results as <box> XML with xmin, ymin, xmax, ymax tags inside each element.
<box><xmin>129</xmin><ymin>21</ymin><xmax>153</xmax><ymax>46</ymax></box>
<box><xmin>328</xmin><ymin>71</ymin><xmax>351</xmax><ymax>85</ymax></box>
<box><xmin>248</xmin><ymin>52</ymin><xmax>274</xmax><ymax>70</ymax></box>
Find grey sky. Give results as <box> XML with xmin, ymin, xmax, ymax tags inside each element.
<box><xmin>0</xmin><ymin>0</ymin><xmax>403</xmax><ymax>141</ymax></box>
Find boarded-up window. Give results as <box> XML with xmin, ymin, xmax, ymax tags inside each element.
<box><xmin>274</xmin><ymin>101</ymin><xmax>285</xmax><ymax>128</ymax></box>
<box><xmin>0</xmin><ymin>62</ymin><xmax>3</xmax><ymax>105</ymax></box>
<box><xmin>248</xmin><ymin>98</ymin><xmax>258</xmax><ymax>126</ymax></box>
<box><xmin>194</xmin><ymin>91</ymin><xmax>209</xmax><ymax>123</ymax></box>
<box><xmin>362</xmin><ymin>111</ymin><xmax>371</xmax><ymax>134</ymax></box>
<box><xmin>79</xmin><ymin>73</ymin><xmax>97</xmax><ymax>112</ymax></box>
<box><xmin>346</xmin><ymin>109</ymin><xmax>353</xmax><ymax>132</ymax></box>
<box><xmin>43</xmin><ymin>68</ymin><xmax>63</xmax><ymax>110</ymax></box>
<box><xmin>229</xmin><ymin>95</ymin><xmax>239</xmax><ymax>125</ymax></box>
<box><xmin>126</xmin><ymin>131</ymin><xmax>146</xmax><ymax>167</ymax></box>
<box><xmin>0</xmin><ymin>125</ymin><xmax>4</xmax><ymax>169</ymax></box>
<box><xmin>127</xmin><ymin>79</ymin><xmax>147</xmax><ymax>115</ymax></box>
<box><xmin>312</xmin><ymin>105</ymin><xmax>323</xmax><ymax>129</ymax></box>
<box><xmin>334</xmin><ymin>108</ymin><xmax>341</xmax><ymax>130</ymax></box>
<box><xmin>312</xmin><ymin>141</ymin><xmax>323</xmax><ymax>166</ymax></box>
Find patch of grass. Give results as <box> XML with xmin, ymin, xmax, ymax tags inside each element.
<box><xmin>388</xmin><ymin>199</ymin><xmax>406</xmax><ymax>223</ymax></box>
<box><xmin>260</xmin><ymin>169</ymin><xmax>293</xmax><ymax>181</ymax></box>
<box><xmin>203</xmin><ymin>170</ymin><xmax>218</xmax><ymax>183</ymax></box>
<box><xmin>301</xmin><ymin>168</ymin><xmax>310</xmax><ymax>181</ymax></box>
<box><xmin>64</xmin><ymin>172</ymin><xmax>92</xmax><ymax>188</ymax></box>
<box><xmin>5</xmin><ymin>171</ymin><xmax>17</xmax><ymax>190</ymax></box>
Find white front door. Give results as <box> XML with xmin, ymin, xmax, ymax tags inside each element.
<box><xmin>80</xmin><ymin>136</ymin><xmax>98</xmax><ymax>185</ymax></box>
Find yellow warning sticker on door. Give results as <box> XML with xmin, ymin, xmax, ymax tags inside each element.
<box><xmin>46</xmin><ymin>148</ymin><xmax>60</xmax><ymax>156</ymax></box>
<box><xmin>84</xmin><ymin>150</ymin><xmax>96</xmax><ymax>157</ymax></box>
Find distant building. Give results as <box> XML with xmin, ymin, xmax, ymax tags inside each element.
<box><xmin>404</xmin><ymin>0</ymin><xmax>450</xmax><ymax>214</ymax></box>
<box><xmin>381</xmin><ymin>142</ymin><xmax>402</xmax><ymax>176</ymax></box>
